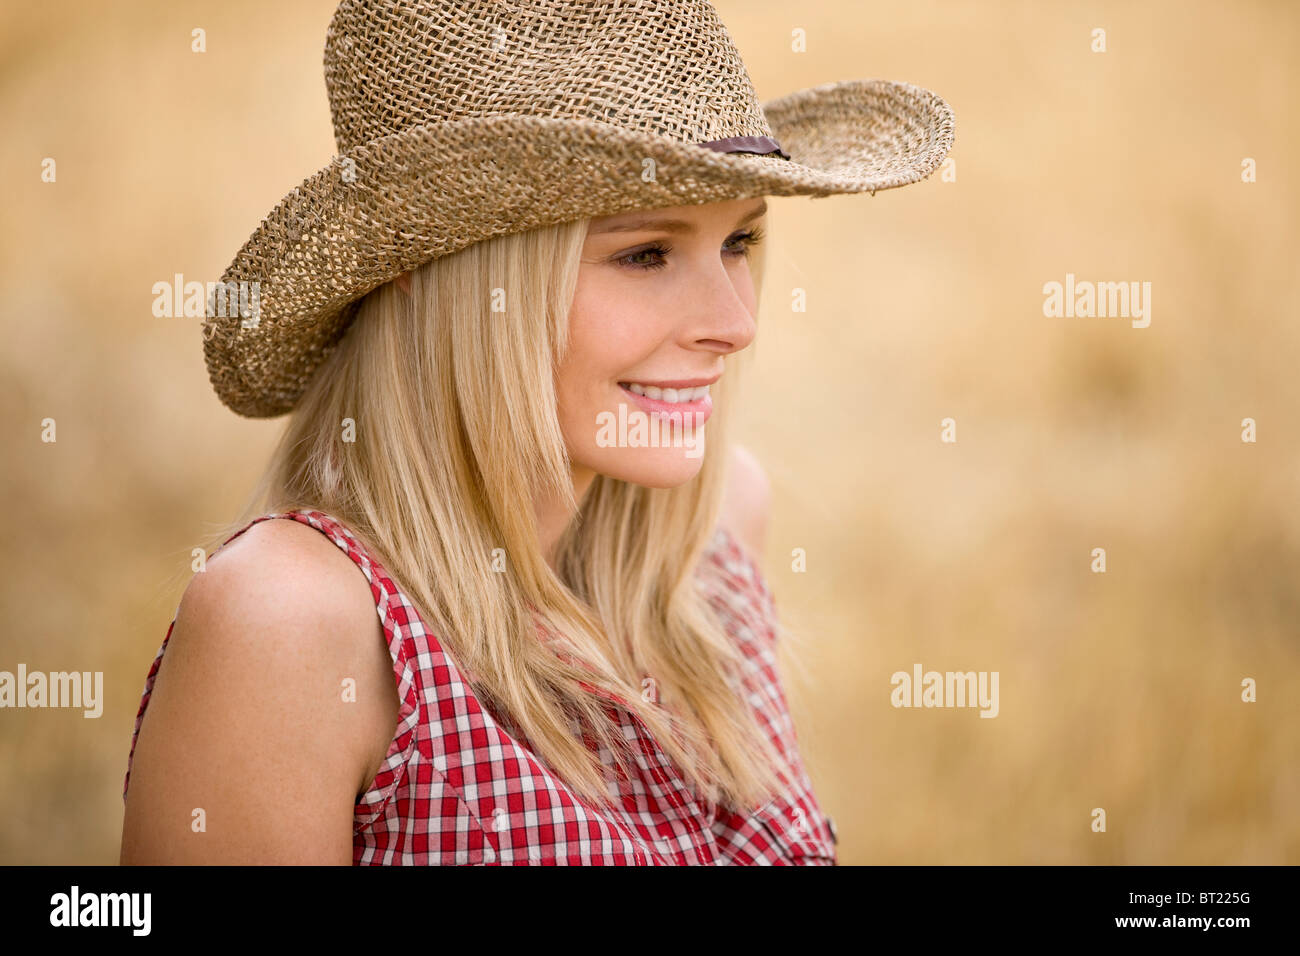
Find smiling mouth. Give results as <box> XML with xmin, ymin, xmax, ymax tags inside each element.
<box><xmin>618</xmin><ymin>381</ymin><xmax>712</xmax><ymax>403</ymax></box>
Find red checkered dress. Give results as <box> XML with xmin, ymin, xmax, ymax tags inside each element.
<box><xmin>123</xmin><ymin>509</ymin><xmax>838</xmax><ymax>865</ymax></box>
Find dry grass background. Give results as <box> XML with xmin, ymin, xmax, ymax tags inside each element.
<box><xmin>1</xmin><ymin>0</ymin><xmax>1296</xmax><ymax>864</ymax></box>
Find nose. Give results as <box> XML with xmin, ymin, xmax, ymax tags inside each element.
<box><xmin>678</xmin><ymin>257</ymin><xmax>758</xmax><ymax>355</ymax></box>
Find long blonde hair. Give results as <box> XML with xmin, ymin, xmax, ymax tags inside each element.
<box><xmin>209</xmin><ymin>216</ymin><xmax>790</xmax><ymax>811</ymax></box>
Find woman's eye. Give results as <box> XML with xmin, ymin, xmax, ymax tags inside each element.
<box><xmin>724</xmin><ymin>227</ymin><xmax>765</xmax><ymax>258</ymax></box>
<box><xmin>617</xmin><ymin>244</ymin><xmax>670</xmax><ymax>271</ymax></box>
<box><xmin>615</xmin><ymin>228</ymin><xmax>764</xmax><ymax>272</ymax></box>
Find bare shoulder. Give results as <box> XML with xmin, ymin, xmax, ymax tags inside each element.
<box><xmin>120</xmin><ymin>516</ymin><xmax>398</xmax><ymax>864</ymax></box>
<box><xmin>174</xmin><ymin>517</ymin><xmax>386</xmax><ymax>683</ymax></box>
<box><xmin>192</xmin><ymin>516</ymin><xmax>377</xmax><ymax>621</ymax></box>
<box><xmin>719</xmin><ymin>443</ymin><xmax>772</xmax><ymax>566</ymax></box>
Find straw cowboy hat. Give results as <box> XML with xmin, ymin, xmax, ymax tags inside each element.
<box><xmin>203</xmin><ymin>0</ymin><xmax>955</xmax><ymax>418</ymax></box>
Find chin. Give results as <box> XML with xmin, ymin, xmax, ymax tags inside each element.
<box><xmin>588</xmin><ymin>447</ymin><xmax>707</xmax><ymax>489</ymax></box>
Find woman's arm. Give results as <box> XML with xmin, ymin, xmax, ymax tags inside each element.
<box><xmin>120</xmin><ymin>518</ymin><xmax>399</xmax><ymax>865</ymax></box>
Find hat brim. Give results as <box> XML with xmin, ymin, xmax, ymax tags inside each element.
<box><xmin>204</xmin><ymin>78</ymin><xmax>954</xmax><ymax>417</ymax></box>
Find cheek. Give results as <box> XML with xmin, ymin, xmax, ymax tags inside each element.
<box><xmin>561</xmin><ymin>272</ymin><xmax>664</xmax><ymax>404</ymax></box>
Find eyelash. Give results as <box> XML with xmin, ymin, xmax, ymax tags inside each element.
<box><xmin>615</xmin><ymin>227</ymin><xmax>766</xmax><ymax>272</ymax></box>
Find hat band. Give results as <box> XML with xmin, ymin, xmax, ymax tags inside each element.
<box><xmin>697</xmin><ymin>135</ymin><xmax>791</xmax><ymax>161</ymax></box>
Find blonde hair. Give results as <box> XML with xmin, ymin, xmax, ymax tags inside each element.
<box><xmin>208</xmin><ymin>217</ymin><xmax>790</xmax><ymax>811</ymax></box>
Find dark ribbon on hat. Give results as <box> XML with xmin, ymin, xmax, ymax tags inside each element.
<box><xmin>697</xmin><ymin>135</ymin><xmax>791</xmax><ymax>161</ymax></box>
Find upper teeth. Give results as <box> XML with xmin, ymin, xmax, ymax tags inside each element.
<box><xmin>624</xmin><ymin>382</ymin><xmax>710</xmax><ymax>403</ymax></box>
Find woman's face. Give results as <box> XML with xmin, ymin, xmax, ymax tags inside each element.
<box><xmin>557</xmin><ymin>196</ymin><xmax>766</xmax><ymax>490</ymax></box>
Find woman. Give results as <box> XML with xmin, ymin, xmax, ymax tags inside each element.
<box><xmin>120</xmin><ymin>0</ymin><xmax>953</xmax><ymax>865</ymax></box>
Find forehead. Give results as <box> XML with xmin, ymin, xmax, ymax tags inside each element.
<box><xmin>588</xmin><ymin>197</ymin><xmax>768</xmax><ymax>234</ymax></box>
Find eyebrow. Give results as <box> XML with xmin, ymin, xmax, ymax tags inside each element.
<box><xmin>589</xmin><ymin>199</ymin><xmax>768</xmax><ymax>235</ymax></box>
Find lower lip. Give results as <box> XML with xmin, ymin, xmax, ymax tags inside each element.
<box><xmin>618</xmin><ymin>384</ymin><xmax>713</xmax><ymax>426</ymax></box>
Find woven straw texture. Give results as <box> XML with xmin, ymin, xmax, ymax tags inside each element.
<box><xmin>203</xmin><ymin>0</ymin><xmax>956</xmax><ymax>418</ymax></box>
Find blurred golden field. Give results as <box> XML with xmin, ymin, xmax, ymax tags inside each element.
<box><xmin>1</xmin><ymin>0</ymin><xmax>1296</xmax><ymax>864</ymax></box>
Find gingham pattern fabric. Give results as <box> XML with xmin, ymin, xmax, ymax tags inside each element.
<box><xmin>123</xmin><ymin>510</ymin><xmax>838</xmax><ymax>865</ymax></box>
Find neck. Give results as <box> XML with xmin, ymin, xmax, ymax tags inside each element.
<box><xmin>535</xmin><ymin>464</ymin><xmax>596</xmax><ymax>574</ymax></box>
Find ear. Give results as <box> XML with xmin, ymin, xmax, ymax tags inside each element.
<box><xmin>395</xmin><ymin>271</ymin><xmax>412</xmax><ymax>295</ymax></box>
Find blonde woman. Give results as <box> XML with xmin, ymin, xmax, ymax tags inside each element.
<box><xmin>120</xmin><ymin>0</ymin><xmax>953</xmax><ymax>865</ymax></box>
